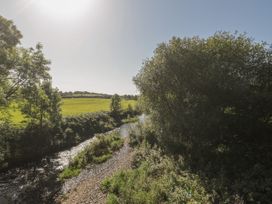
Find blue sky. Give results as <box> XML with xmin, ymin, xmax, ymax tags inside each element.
<box><xmin>0</xmin><ymin>0</ymin><xmax>271</xmax><ymax>94</ymax></box>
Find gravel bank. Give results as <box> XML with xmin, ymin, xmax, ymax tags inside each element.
<box><xmin>56</xmin><ymin>138</ymin><xmax>133</xmax><ymax>204</ymax></box>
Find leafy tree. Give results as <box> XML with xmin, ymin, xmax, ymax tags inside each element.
<box><xmin>6</xmin><ymin>43</ymin><xmax>51</xmax><ymax>100</ymax></box>
<box><xmin>127</xmin><ymin>103</ymin><xmax>133</xmax><ymax>113</ymax></box>
<box><xmin>110</xmin><ymin>94</ymin><xmax>121</xmax><ymax>114</ymax></box>
<box><xmin>0</xmin><ymin>16</ymin><xmax>50</xmax><ymax>109</ymax></box>
<box><xmin>134</xmin><ymin>32</ymin><xmax>272</xmax><ymax>202</ymax></box>
<box><xmin>0</xmin><ymin>15</ymin><xmax>62</xmax><ymax>169</ymax></box>
<box><xmin>42</xmin><ymin>82</ymin><xmax>62</xmax><ymax>127</ymax></box>
<box><xmin>20</xmin><ymin>81</ymin><xmax>61</xmax><ymax>128</ymax></box>
<box><xmin>0</xmin><ymin>16</ymin><xmax>22</xmax><ymax>48</ymax></box>
<box><xmin>17</xmin><ymin>43</ymin><xmax>59</xmax><ymax>128</ymax></box>
<box><xmin>134</xmin><ymin>32</ymin><xmax>272</xmax><ymax>152</ymax></box>
<box><xmin>21</xmin><ymin>84</ymin><xmax>49</xmax><ymax>127</ymax></box>
<box><xmin>0</xmin><ymin>16</ymin><xmax>22</xmax><ymax>106</ymax></box>
<box><xmin>0</xmin><ymin>16</ymin><xmax>56</xmax><ymax>126</ymax></box>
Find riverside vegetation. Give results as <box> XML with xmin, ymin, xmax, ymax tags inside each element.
<box><xmin>102</xmin><ymin>33</ymin><xmax>272</xmax><ymax>203</ymax></box>
<box><xmin>102</xmin><ymin>122</ymin><xmax>211</xmax><ymax>204</ymax></box>
<box><xmin>59</xmin><ymin>130</ymin><xmax>124</xmax><ymax>180</ymax></box>
<box><xmin>0</xmin><ymin>99</ymin><xmax>139</xmax><ymax>171</ymax></box>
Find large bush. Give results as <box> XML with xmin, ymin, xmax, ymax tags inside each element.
<box><xmin>102</xmin><ymin>145</ymin><xmax>210</xmax><ymax>204</ymax></box>
<box><xmin>134</xmin><ymin>32</ymin><xmax>272</xmax><ymax>153</ymax></box>
<box><xmin>0</xmin><ymin>122</ymin><xmax>58</xmax><ymax>168</ymax></box>
<box><xmin>133</xmin><ymin>32</ymin><xmax>272</xmax><ymax>202</ymax></box>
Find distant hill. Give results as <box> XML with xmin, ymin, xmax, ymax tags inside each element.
<box><xmin>60</xmin><ymin>91</ymin><xmax>138</xmax><ymax>100</ymax></box>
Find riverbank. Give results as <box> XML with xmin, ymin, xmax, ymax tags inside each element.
<box><xmin>56</xmin><ymin>137</ymin><xmax>133</xmax><ymax>204</ymax></box>
<box><xmin>0</xmin><ymin>121</ymin><xmax>137</xmax><ymax>203</ymax></box>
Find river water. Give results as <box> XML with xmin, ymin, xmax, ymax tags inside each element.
<box><xmin>0</xmin><ymin>115</ymin><xmax>146</xmax><ymax>204</ymax></box>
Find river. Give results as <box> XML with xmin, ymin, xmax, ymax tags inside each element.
<box><xmin>0</xmin><ymin>114</ymin><xmax>146</xmax><ymax>204</ymax></box>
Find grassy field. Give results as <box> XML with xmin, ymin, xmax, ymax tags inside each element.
<box><xmin>62</xmin><ymin>98</ymin><xmax>136</xmax><ymax>115</ymax></box>
<box><xmin>7</xmin><ymin>98</ymin><xmax>137</xmax><ymax>123</ymax></box>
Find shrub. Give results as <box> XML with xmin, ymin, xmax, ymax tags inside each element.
<box><xmin>92</xmin><ymin>154</ymin><xmax>112</xmax><ymax>164</ymax></box>
<box><xmin>129</xmin><ymin>120</ymin><xmax>157</xmax><ymax>148</ymax></box>
<box><xmin>0</xmin><ymin>110</ymin><xmax>137</xmax><ymax>170</ymax></box>
<box><xmin>133</xmin><ymin>32</ymin><xmax>272</xmax><ymax>202</ymax></box>
<box><xmin>105</xmin><ymin>194</ymin><xmax>119</xmax><ymax>204</ymax></box>
<box><xmin>59</xmin><ymin>130</ymin><xmax>124</xmax><ymax>180</ymax></box>
<box><xmin>102</xmin><ymin>146</ymin><xmax>211</xmax><ymax>204</ymax></box>
<box><xmin>61</xmin><ymin>112</ymin><xmax>117</xmax><ymax>146</ymax></box>
<box><xmin>128</xmin><ymin>122</ymin><xmax>272</xmax><ymax>203</ymax></box>
<box><xmin>59</xmin><ymin>167</ymin><xmax>81</xmax><ymax>181</ymax></box>
<box><xmin>134</xmin><ymin>32</ymin><xmax>272</xmax><ymax>153</ymax></box>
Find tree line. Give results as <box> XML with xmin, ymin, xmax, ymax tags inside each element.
<box><xmin>60</xmin><ymin>91</ymin><xmax>138</xmax><ymax>100</ymax></box>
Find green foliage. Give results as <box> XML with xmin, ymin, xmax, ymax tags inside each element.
<box><xmin>59</xmin><ymin>130</ymin><xmax>124</xmax><ymax>180</ymax></box>
<box><xmin>105</xmin><ymin>122</ymin><xmax>272</xmax><ymax>203</ymax></box>
<box><xmin>110</xmin><ymin>94</ymin><xmax>122</xmax><ymax>114</ymax></box>
<box><xmin>0</xmin><ymin>111</ymin><xmax>137</xmax><ymax>170</ymax></box>
<box><xmin>127</xmin><ymin>103</ymin><xmax>133</xmax><ymax>113</ymax></box>
<box><xmin>1</xmin><ymin>40</ymin><xmax>51</xmax><ymax>107</ymax></box>
<box><xmin>20</xmin><ymin>81</ymin><xmax>62</xmax><ymax>128</ymax></box>
<box><xmin>134</xmin><ymin>32</ymin><xmax>272</xmax><ymax>151</ymax></box>
<box><xmin>62</xmin><ymin>112</ymin><xmax>118</xmax><ymax>144</ymax></box>
<box><xmin>92</xmin><ymin>153</ymin><xmax>112</xmax><ymax>164</ymax></box>
<box><xmin>0</xmin><ymin>122</ymin><xmax>56</xmax><ymax>168</ymax></box>
<box><xmin>0</xmin><ymin>15</ymin><xmax>22</xmax><ymax>107</ymax></box>
<box><xmin>120</xmin><ymin>103</ymin><xmax>140</xmax><ymax>124</ymax></box>
<box><xmin>133</xmin><ymin>32</ymin><xmax>272</xmax><ymax>202</ymax></box>
<box><xmin>105</xmin><ymin>194</ymin><xmax>119</xmax><ymax>204</ymax></box>
<box><xmin>0</xmin><ymin>15</ymin><xmax>61</xmax><ymax>126</ymax></box>
<box><xmin>59</xmin><ymin>167</ymin><xmax>81</xmax><ymax>181</ymax></box>
<box><xmin>0</xmin><ymin>16</ymin><xmax>22</xmax><ymax>48</ymax></box>
<box><xmin>0</xmin><ymin>15</ymin><xmax>64</xmax><ymax>170</ymax></box>
<box><xmin>128</xmin><ymin>121</ymin><xmax>157</xmax><ymax>148</ymax></box>
<box><xmin>0</xmin><ymin>108</ymin><xmax>139</xmax><ymax>170</ymax></box>
<box><xmin>102</xmin><ymin>145</ymin><xmax>210</xmax><ymax>204</ymax></box>
<box><xmin>121</xmin><ymin>117</ymin><xmax>138</xmax><ymax>124</ymax></box>
<box><xmin>0</xmin><ymin>123</ymin><xmax>17</xmax><ymax>168</ymax></box>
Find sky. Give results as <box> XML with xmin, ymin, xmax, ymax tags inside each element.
<box><xmin>0</xmin><ymin>0</ymin><xmax>272</xmax><ymax>94</ymax></box>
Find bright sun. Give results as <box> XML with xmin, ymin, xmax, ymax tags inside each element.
<box><xmin>34</xmin><ymin>0</ymin><xmax>95</xmax><ymax>21</ymax></box>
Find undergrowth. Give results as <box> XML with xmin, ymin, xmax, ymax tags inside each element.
<box><xmin>101</xmin><ymin>144</ymin><xmax>210</xmax><ymax>204</ymax></box>
<box><xmin>101</xmin><ymin>122</ymin><xmax>272</xmax><ymax>203</ymax></box>
<box><xmin>59</xmin><ymin>130</ymin><xmax>124</xmax><ymax>181</ymax></box>
<box><xmin>101</xmin><ymin>122</ymin><xmax>210</xmax><ymax>203</ymax></box>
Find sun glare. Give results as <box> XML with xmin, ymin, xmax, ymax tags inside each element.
<box><xmin>34</xmin><ymin>0</ymin><xmax>95</xmax><ymax>21</ymax></box>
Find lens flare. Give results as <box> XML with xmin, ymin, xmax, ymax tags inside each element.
<box><xmin>34</xmin><ymin>0</ymin><xmax>95</xmax><ymax>21</ymax></box>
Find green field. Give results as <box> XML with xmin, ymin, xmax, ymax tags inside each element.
<box><xmin>62</xmin><ymin>98</ymin><xmax>136</xmax><ymax>115</ymax></box>
<box><xmin>8</xmin><ymin>98</ymin><xmax>137</xmax><ymax>123</ymax></box>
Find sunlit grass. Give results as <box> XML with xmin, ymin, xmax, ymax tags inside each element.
<box><xmin>6</xmin><ymin>98</ymin><xmax>137</xmax><ymax>123</ymax></box>
<box><xmin>62</xmin><ymin>98</ymin><xmax>136</xmax><ymax>116</ymax></box>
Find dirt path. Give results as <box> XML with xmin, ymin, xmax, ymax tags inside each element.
<box><xmin>56</xmin><ymin>139</ymin><xmax>133</xmax><ymax>204</ymax></box>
